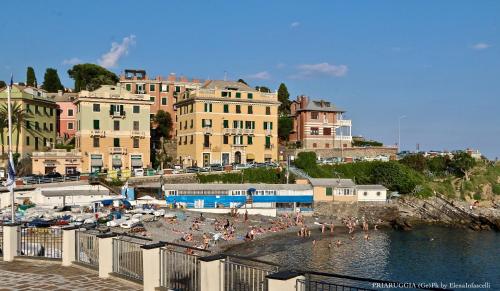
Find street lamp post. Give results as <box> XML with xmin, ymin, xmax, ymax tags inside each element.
<box><xmin>398</xmin><ymin>115</ymin><xmax>406</xmax><ymax>152</ymax></box>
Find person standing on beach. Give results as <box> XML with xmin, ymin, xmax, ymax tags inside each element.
<box><xmin>244</xmin><ymin>210</ymin><xmax>248</xmax><ymax>223</ymax></box>
<box><xmin>321</xmin><ymin>223</ymin><xmax>326</xmax><ymax>233</ymax></box>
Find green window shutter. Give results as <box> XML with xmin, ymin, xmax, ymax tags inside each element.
<box><xmin>223</xmin><ymin>120</ymin><xmax>229</xmax><ymax>128</ymax></box>
<box><xmin>224</xmin><ymin>104</ymin><xmax>229</xmax><ymax>113</ymax></box>
<box><xmin>270</xmin><ymin>122</ymin><xmax>273</xmax><ymax>130</ymax></box>
<box><xmin>264</xmin><ymin>122</ymin><xmax>267</xmax><ymax>130</ymax></box>
<box><xmin>236</xmin><ymin>92</ymin><xmax>241</xmax><ymax>98</ymax></box>
<box><xmin>248</xmin><ymin>136</ymin><xmax>253</xmax><ymax>145</ymax></box>
<box><xmin>202</xmin><ymin>119</ymin><xmax>205</xmax><ymax>127</ymax></box>
<box><xmin>265</xmin><ymin>136</ymin><xmax>271</xmax><ymax>146</ymax></box>
<box><xmin>233</xmin><ymin>136</ymin><xmax>237</xmax><ymax>144</ymax></box>
<box><xmin>248</xmin><ymin>93</ymin><xmax>253</xmax><ymax>99</ymax></box>
<box><xmin>326</xmin><ymin>187</ymin><xmax>333</xmax><ymax>196</ymax></box>
<box><xmin>93</xmin><ymin>120</ymin><xmax>100</xmax><ymax>130</ymax></box>
<box><xmin>150</xmin><ymin>84</ymin><xmax>155</xmax><ymax>91</ymax></box>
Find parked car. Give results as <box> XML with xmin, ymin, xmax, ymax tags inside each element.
<box><xmin>233</xmin><ymin>163</ymin><xmax>250</xmax><ymax>170</ymax></box>
<box><xmin>209</xmin><ymin>163</ymin><xmax>223</xmax><ymax>171</ymax></box>
<box><xmin>186</xmin><ymin>166</ymin><xmax>201</xmax><ymax>173</ymax></box>
<box><xmin>66</xmin><ymin>171</ymin><xmax>81</xmax><ymax>177</ymax></box>
<box><xmin>44</xmin><ymin>172</ymin><xmax>62</xmax><ymax>179</ymax></box>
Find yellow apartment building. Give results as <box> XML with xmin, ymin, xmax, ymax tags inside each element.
<box><xmin>74</xmin><ymin>85</ymin><xmax>153</xmax><ymax>173</ymax></box>
<box><xmin>0</xmin><ymin>85</ymin><xmax>58</xmax><ymax>158</ymax></box>
<box><xmin>175</xmin><ymin>80</ymin><xmax>279</xmax><ymax>167</ymax></box>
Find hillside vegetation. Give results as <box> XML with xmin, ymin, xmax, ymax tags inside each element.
<box><xmin>294</xmin><ymin>151</ymin><xmax>500</xmax><ymax>200</ymax></box>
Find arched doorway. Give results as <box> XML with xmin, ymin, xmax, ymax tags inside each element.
<box><xmin>234</xmin><ymin>151</ymin><xmax>241</xmax><ymax>164</ymax></box>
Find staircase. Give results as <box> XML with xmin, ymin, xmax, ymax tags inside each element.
<box><xmin>289</xmin><ymin>166</ymin><xmax>312</xmax><ymax>180</ymax></box>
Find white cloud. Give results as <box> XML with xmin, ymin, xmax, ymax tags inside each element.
<box><xmin>290</xmin><ymin>21</ymin><xmax>300</xmax><ymax>28</ymax></box>
<box><xmin>62</xmin><ymin>57</ymin><xmax>83</xmax><ymax>65</ymax></box>
<box><xmin>291</xmin><ymin>62</ymin><xmax>348</xmax><ymax>79</ymax></box>
<box><xmin>471</xmin><ymin>42</ymin><xmax>491</xmax><ymax>50</ymax></box>
<box><xmin>98</xmin><ymin>35</ymin><xmax>136</xmax><ymax>68</ymax></box>
<box><xmin>246</xmin><ymin>71</ymin><xmax>271</xmax><ymax>80</ymax></box>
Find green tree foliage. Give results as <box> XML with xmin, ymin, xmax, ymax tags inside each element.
<box><xmin>278</xmin><ymin>116</ymin><xmax>293</xmax><ymax>141</ymax></box>
<box><xmin>237</xmin><ymin>79</ymin><xmax>248</xmax><ymax>85</ymax></box>
<box><xmin>153</xmin><ymin>110</ymin><xmax>173</xmax><ymax>139</ymax></box>
<box><xmin>427</xmin><ymin>156</ymin><xmax>451</xmax><ymax>176</ymax></box>
<box><xmin>371</xmin><ymin>162</ymin><xmax>420</xmax><ymax>194</ymax></box>
<box><xmin>255</xmin><ymin>86</ymin><xmax>271</xmax><ymax>93</ymax></box>
<box><xmin>0</xmin><ymin>102</ymin><xmax>38</xmax><ymax>154</ymax></box>
<box><xmin>352</xmin><ymin>139</ymin><xmax>383</xmax><ymax>147</ymax></box>
<box><xmin>493</xmin><ymin>184</ymin><xmax>500</xmax><ymax>195</ymax></box>
<box><xmin>67</xmin><ymin>63</ymin><xmax>119</xmax><ymax>92</ymax></box>
<box><xmin>26</xmin><ymin>67</ymin><xmax>37</xmax><ymax>87</ymax></box>
<box><xmin>400</xmin><ymin>154</ymin><xmax>427</xmax><ymax>172</ymax></box>
<box><xmin>0</xmin><ymin>81</ymin><xmax>6</xmax><ymax>88</ymax></box>
<box><xmin>450</xmin><ymin>151</ymin><xmax>476</xmax><ymax>180</ymax></box>
<box><xmin>277</xmin><ymin>83</ymin><xmax>291</xmax><ymax>115</ymax></box>
<box><xmin>197</xmin><ymin>168</ymin><xmax>291</xmax><ymax>184</ymax></box>
<box><xmin>41</xmin><ymin>68</ymin><xmax>64</xmax><ymax>92</ymax></box>
<box><xmin>294</xmin><ymin>152</ymin><xmax>318</xmax><ymax>170</ymax></box>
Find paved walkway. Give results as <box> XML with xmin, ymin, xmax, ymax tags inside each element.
<box><xmin>0</xmin><ymin>260</ymin><xmax>141</xmax><ymax>291</ymax></box>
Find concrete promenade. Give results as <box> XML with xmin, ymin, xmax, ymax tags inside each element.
<box><xmin>0</xmin><ymin>260</ymin><xmax>141</xmax><ymax>291</ymax></box>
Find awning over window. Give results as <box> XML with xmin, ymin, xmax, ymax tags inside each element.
<box><xmin>246</xmin><ymin>153</ymin><xmax>255</xmax><ymax>160</ymax></box>
<box><xmin>91</xmin><ymin>159</ymin><xmax>103</xmax><ymax>167</ymax></box>
<box><xmin>264</xmin><ymin>154</ymin><xmax>272</xmax><ymax>159</ymax></box>
<box><xmin>131</xmin><ymin>159</ymin><xmax>143</xmax><ymax>167</ymax></box>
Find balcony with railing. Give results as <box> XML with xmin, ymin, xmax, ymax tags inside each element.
<box><xmin>131</xmin><ymin>130</ymin><xmax>145</xmax><ymax>138</ymax></box>
<box><xmin>335</xmin><ymin>119</ymin><xmax>351</xmax><ymax>127</ymax></box>
<box><xmin>109</xmin><ymin>147</ymin><xmax>127</xmax><ymax>154</ymax></box>
<box><xmin>243</xmin><ymin>128</ymin><xmax>255</xmax><ymax>135</ymax></box>
<box><xmin>109</xmin><ymin>110</ymin><xmax>126</xmax><ymax>119</ymax></box>
<box><xmin>265</xmin><ymin>129</ymin><xmax>272</xmax><ymax>136</ymax></box>
<box><xmin>90</xmin><ymin>130</ymin><xmax>106</xmax><ymax>137</ymax></box>
<box><xmin>202</xmin><ymin>127</ymin><xmax>213</xmax><ymax>135</ymax></box>
<box><xmin>265</xmin><ymin>144</ymin><xmax>274</xmax><ymax>150</ymax></box>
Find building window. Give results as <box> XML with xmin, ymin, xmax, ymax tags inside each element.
<box><xmin>223</xmin><ymin>104</ymin><xmax>229</xmax><ymax>113</ymax></box>
<box><xmin>236</xmin><ymin>105</ymin><xmax>241</xmax><ymax>114</ymax></box>
<box><xmin>202</xmin><ymin>119</ymin><xmax>212</xmax><ymax>127</ymax></box>
<box><xmin>26</xmin><ymin>121</ymin><xmax>31</xmax><ymax>129</ymax></box>
<box><xmin>190</xmin><ymin>135</ymin><xmax>193</xmax><ymax>144</ymax></box>
<box><xmin>126</xmin><ymin>84</ymin><xmax>131</xmax><ymax>91</ymax></box>
<box><xmin>204</xmin><ymin>103</ymin><xmax>212</xmax><ymax>112</ymax></box>
<box><xmin>247</xmin><ymin>136</ymin><xmax>253</xmax><ymax>145</ymax></box>
<box><xmin>133</xmin><ymin>121</ymin><xmax>140</xmax><ymax>131</ymax></box>
<box><xmin>377</xmin><ymin>192</ymin><xmax>381</xmax><ymax>196</ymax></box>
<box><xmin>265</xmin><ymin>136</ymin><xmax>271</xmax><ymax>148</ymax></box>
<box><xmin>133</xmin><ymin>105</ymin><xmax>140</xmax><ymax>113</ymax></box>
<box><xmin>113</xmin><ymin>138</ymin><xmax>120</xmax><ymax>147</ymax></box>
<box><xmin>161</xmin><ymin>84</ymin><xmax>168</xmax><ymax>92</ymax></box>
<box><xmin>150</xmin><ymin>96</ymin><xmax>155</xmax><ymax>102</ymax></box>
<box><xmin>325</xmin><ymin>143</ymin><xmax>329</xmax><ymax>148</ymax></box>
<box><xmin>311</xmin><ymin>112</ymin><xmax>319</xmax><ymax>119</ymax></box>
<box><xmin>248</xmin><ymin>106</ymin><xmax>253</xmax><ymax>114</ymax></box>
<box><xmin>221</xmin><ymin>91</ymin><xmax>231</xmax><ymax>98</ymax></box>
<box><xmin>326</xmin><ymin>187</ymin><xmax>333</xmax><ymax>196</ymax></box>
<box><xmin>93</xmin><ymin>104</ymin><xmax>100</xmax><ymax>112</ymax></box>
<box><xmin>223</xmin><ymin>135</ymin><xmax>229</xmax><ymax>144</ymax></box>
<box><xmin>150</xmin><ymin>84</ymin><xmax>155</xmax><ymax>91</ymax></box>
<box><xmin>161</xmin><ymin>97</ymin><xmax>167</xmax><ymax>105</ymax></box>
<box><xmin>324</xmin><ymin>128</ymin><xmax>331</xmax><ymax>135</ymax></box>
<box><xmin>203</xmin><ymin>135</ymin><xmax>210</xmax><ymax>148</ymax></box>
<box><xmin>50</xmin><ymin>108</ymin><xmax>54</xmax><ymax>116</ymax></box>
<box><xmin>190</xmin><ymin>120</ymin><xmax>193</xmax><ymax>128</ymax></box>
<box><xmin>114</xmin><ymin>120</ymin><xmax>120</xmax><ymax>131</ymax></box>
<box><xmin>223</xmin><ymin>120</ymin><xmax>229</xmax><ymax>128</ymax></box>
<box><xmin>133</xmin><ymin>137</ymin><xmax>140</xmax><ymax>148</ymax></box>
<box><xmin>248</xmin><ymin>93</ymin><xmax>253</xmax><ymax>99</ymax></box>
<box><xmin>93</xmin><ymin>120</ymin><xmax>100</xmax><ymax>130</ymax></box>
<box><xmin>93</xmin><ymin>137</ymin><xmax>100</xmax><ymax>147</ymax></box>
<box><xmin>35</xmin><ymin>137</ymin><xmax>39</xmax><ymax>150</ymax></box>
<box><xmin>175</xmin><ymin>86</ymin><xmax>180</xmax><ymax>93</ymax></box>
<box><xmin>265</xmin><ymin>107</ymin><xmax>271</xmax><ymax>115</ymax></box>
<box><xmin>263</xmin><ymin>122</ymin><xmax>273</xmax><ymax>130</ymax></box>
<box><xmin>236</xmin><ymin>92</ymin><xmax>241</xmax><ymax>98</ymax></box>
<box><xmin>311</xmin><ymin>127</ymin><xmax>319</xmax><ymax>135</ymax></box>
<box><xmin>49</xmin><ymin>123</ymin><xmax>53</xmax><ymax>131</ymax></box>
<box><xmin>364</xmin><ymin>192</ymin><xmax>368</xmax><ymax>196</ymax></box>
<box><xmin>68</xmin><ymin>109</ymin><xmax>74</xmax><ymax>116</ymax></box>
<box><xmin>233</xmin><ymin>135</ymin><xmax>243</xmax><ymax>145</ymax></box>
<box><xmin>313</xmin><ymin>143</ymin><xmax>317</xmax><ymax>148</ymax></box>
<box><xmin>26</xmin><ymin>136</ymin><xmax>30</xmax><ymax>146</ymax></box>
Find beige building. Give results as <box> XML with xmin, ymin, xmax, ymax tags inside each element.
<box><xmin>0</xmin><ymin>85</ymin><xmax>58</xmax><ymax>158</ymax></box>
<box><xmin>31</xmin><ymin>149</ymin><xmax>82</xmax><ymax>175</ymax></box>
<box><xmin>175</xmin><ymin>80</ymin><xmax>279</xmax><ymax>167</ymax></box>
<box><xmin>309</xmin><ymin>178</ymin><xmax>357</xmax><ymax>202</ymax></box>
<box><xmin>74</xmin><ymin>85</ymin><xmax>152</xmax><ymax>173</ymax></box>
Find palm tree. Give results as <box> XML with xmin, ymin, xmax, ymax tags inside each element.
<box><xmin>0</xmin><ymin>102</ymin><xmax>38</xmax><ymax>154</ymax></box>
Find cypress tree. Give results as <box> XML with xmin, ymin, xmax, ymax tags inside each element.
<box><xmin>41</xmin><ymin>68</ymin><xmax>64</xmax><ymax>92</ymax></box>
<box><xmin>26</xmin><ymin>67</ymin><xmax>37</xmax><ymax>87</ymax></box>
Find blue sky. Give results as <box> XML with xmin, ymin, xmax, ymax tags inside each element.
<box><xmin>1</xmin><ymin>1</ymin><xmax>499</xmax><ymax>158</ymax></box>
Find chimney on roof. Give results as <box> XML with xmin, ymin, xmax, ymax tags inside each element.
<box><xmin>299</xmin><ymin>95</ymin><xmax>308</xmax><ymax>108</ymax></box>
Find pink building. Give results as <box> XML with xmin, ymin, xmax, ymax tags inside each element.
<box><xmin>289</xmin><ymin>95</ymin><xmax>352</xmax><ymax>149</ymax></box>
<box><xmin>48</xmin><ymin>91</ymin><xmax>78</xmax><ymax>140</ymax></box>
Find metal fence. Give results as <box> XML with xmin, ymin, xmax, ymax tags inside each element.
<box><xmin>160</xmin><ymin>248</ymin><xmax>201</xmax><ymax>291</ymax></box>
<box><xmin>22</xmin><ymin>175</ymin><xmax>80</xmax><ymax>185</ymax></box>
<box><xmin>222</xmin><ymin>256</ymin><xmax>279</xmax><ymax>291</ymax></box>
<box><xmin>112</xmin><ymin>237</ymin><xmax>147</xmax><ymax>282</ymax></box>
<box><xmin>296</xmin><ymin>278</ymin><xmax>375</xmax><ymax>291</ymax></box>
<box><xmin>18</xmin><ymin>227</ymin><xmax>63</xmax><ymax>259</ymax></box>
<box><xmin>75</xmin><ymin>230</ymin><xmax>99</xmax><ymax>267</ymax></box>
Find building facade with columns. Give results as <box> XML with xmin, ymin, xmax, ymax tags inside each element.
<box><xmin>74</xmin><ymin>85</ymin><xmax>152</xmax><ymax>173</ymax></box>
<box><xmin>289</xmin><ymin>95</ymin><xmax>352</xmax><ymax>150</ymax></box>
<box><xmin>175</xmin><ymin>80</ymin><xmax>279</xmax><ymax>167</ymax></box>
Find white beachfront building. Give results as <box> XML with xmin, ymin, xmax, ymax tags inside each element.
<box><xmin>356</xmin><ymin>185</ymin><xmax>387</xmax><ymax>202</ymax></box>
